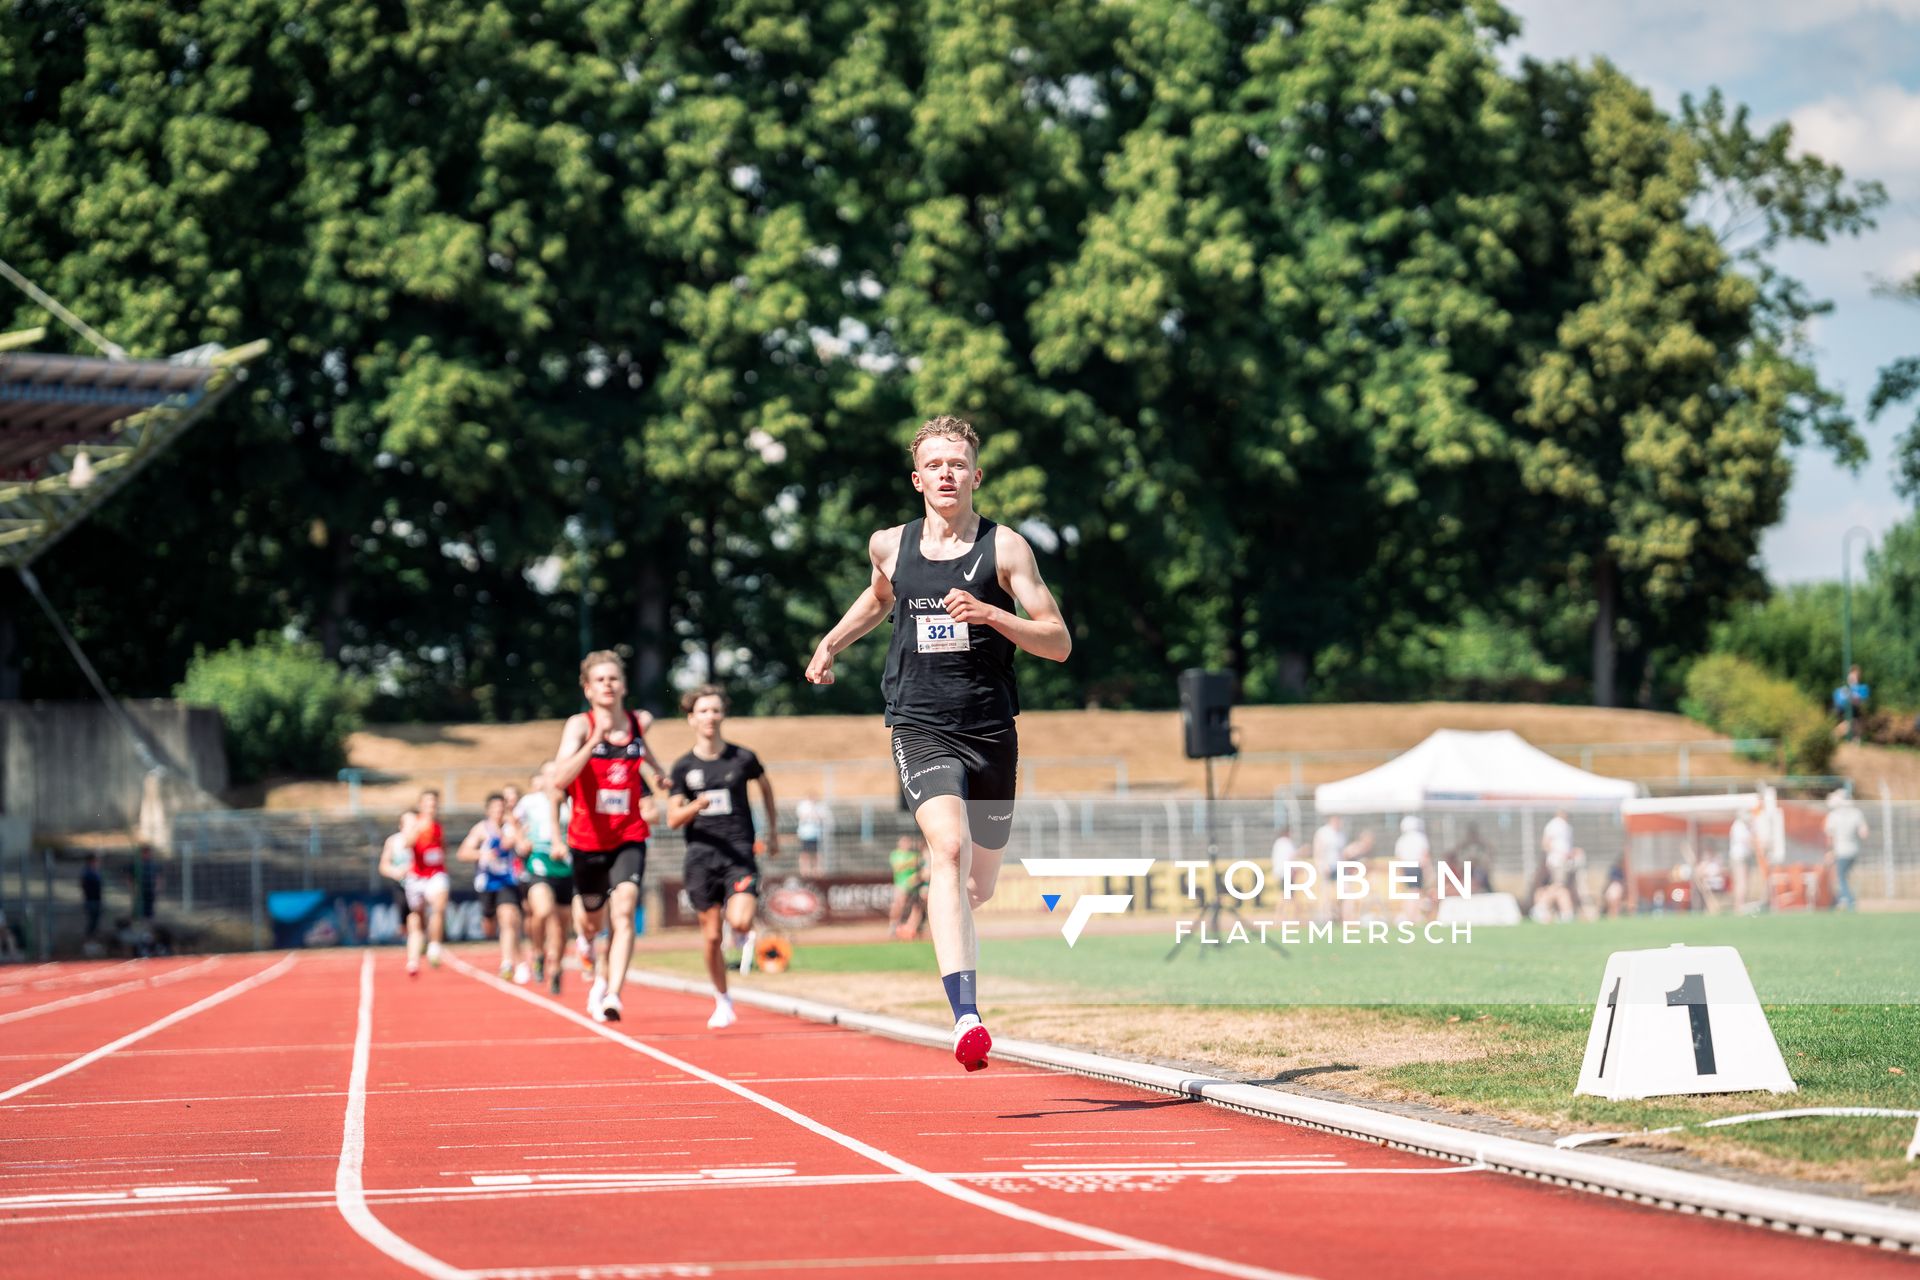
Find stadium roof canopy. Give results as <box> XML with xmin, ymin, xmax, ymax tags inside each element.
<box><xmin>0</xmin><ymin>328</ymin><xmax>267</xmax><ymax>569</ymax></box>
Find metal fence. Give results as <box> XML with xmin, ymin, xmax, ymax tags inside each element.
<box><xmin>330</xmin><ymin>738</ymin><xmax>1785</xmax><ymax>813</ymax></box>
<box><xmin>2</xmin><ymin>787</ymin><xmax>1914</xmax><ymax>959</ymax></box>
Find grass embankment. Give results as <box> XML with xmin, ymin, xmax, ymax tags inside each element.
<box><xmin>637</xmin><ymin>911</ymin><xmax>1919</xmax><ymax>1194</ymax></box>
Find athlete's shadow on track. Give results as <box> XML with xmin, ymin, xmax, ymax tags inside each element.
<box><xmin>1000</xmin><ymin>1095</ymin><xmax>1200</xmax><ymax>1119</ymax></box>
<box><xmin>1245</xmin><ymin>1064</ymin><xmax>1360</xmax><ymax>1086</ymax></box>
<box><xmin>1001</xmin><ymin>1064</ymin><xmax>1361</xmax><ymax>1117</ymax></box>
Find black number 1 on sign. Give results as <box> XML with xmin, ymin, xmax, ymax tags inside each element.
<box><xmin>1664</xmin><ymin>973</ymin><xmax>1718</xmax><ymax>1076</ymax></box>
<box><xmin>1597</xmin><ymin>976</ymin><xmax>1621</xmax><ymax>1078</ymax></box>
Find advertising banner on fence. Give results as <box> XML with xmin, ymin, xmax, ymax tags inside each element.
<box><xmin>656</xmin><ymin>874</ymin><xmax>895</xmax><ymax>930</ymax></box>
<box><xmin>269</xmin><ymin>890</ymin><xmax>494</xmax><ymax>949</ymax></box>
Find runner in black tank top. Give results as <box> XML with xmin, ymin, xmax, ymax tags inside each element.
<box><xmin>882</xmin><ymin>515</ymin><xmax>1022</xmax><ymax>851</ymax></box>
<box><xmin>806</xmin><ymin>416</ymin><xmax>1071</xmax><ymax>1072</ymax></box>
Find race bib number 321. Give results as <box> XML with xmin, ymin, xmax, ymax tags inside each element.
<box><xmin>915</xmin><ymin>614</ymin><xmax>970</xmax><ymax>653</ymax></box>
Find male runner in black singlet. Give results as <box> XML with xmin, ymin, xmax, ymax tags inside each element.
<box><xmin>805</xmin><ymin>415</ymin><xmax>1070</xmax><ymax>1071</ymax></box>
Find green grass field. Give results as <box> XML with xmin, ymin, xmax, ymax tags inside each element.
<box><xmin>970</xmin><ymin>910</ymin><xmax>1918</xmax><ymax>1005</ymax></box>
<box><xmin>638</xmin><ymin>911</ymin><xmax>1920</xmax><ymax>1185</ymax></box>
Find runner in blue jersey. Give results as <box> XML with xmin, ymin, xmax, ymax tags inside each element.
<box><xmin>458</xmin><ymin>793</ymin><xmax>527</xmax><ymax>982</ymax></box>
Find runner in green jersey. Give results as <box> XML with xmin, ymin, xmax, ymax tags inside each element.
<box><xmin>514</xmin><ymin>763</ymin><xmax>573</xmax><ymax>997</ymax></box>
<box><xmin>887</xmin><ymin>834</ymin><xmax>927</xmax><ymax>941</ymax></box>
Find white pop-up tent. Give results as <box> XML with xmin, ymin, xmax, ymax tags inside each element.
<box><xmin>1314</xmin><ymin>729</ymin><xmax>1639</xmax><ymax>815</ymax></box>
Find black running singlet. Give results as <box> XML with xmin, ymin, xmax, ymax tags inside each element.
<box><xmin>882</xmin><ymin>518</ymin><xmax>1020</xmax><ymax>732</ymax></box>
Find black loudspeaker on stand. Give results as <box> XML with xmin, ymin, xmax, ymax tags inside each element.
<box><xmin>1179</xmin><ymin>669</ymin><xmax>1235</xmax><ymax>760</ymax></box>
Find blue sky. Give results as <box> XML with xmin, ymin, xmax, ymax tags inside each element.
<box><xmin>1502</xmin><ymin>0</ymin><xmax>1920</xmax><ymax>585</ymax></box>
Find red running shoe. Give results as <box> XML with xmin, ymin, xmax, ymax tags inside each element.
<box><xmin>952</xmin><ymin>1014</ymin><xmax>991</xmax><ymax>1072</ymax></box>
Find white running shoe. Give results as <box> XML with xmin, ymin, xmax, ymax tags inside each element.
<box><xmin>707</xmin><ymin>1000</ymin><xmax>737</xmax><ymax>1030</ymax></box>
<box><xmin>513</xmin><ymin>961</ymin><xmax>532</xmax><ymax>985</ymax></box>
<box><xmin>574</xmin><ymin>934</ymin><xmax>593</xmax><ymax>968</ymax></box>
<box><xmin>427</xmin><ymin>941</ymin><xmax>444</xmax><ymax>968</ymax></box>
<box><xmin>599</xmin><ymin>990</ymin><xmax>623</xmax><ymax>1023</ymax></box>
<box><xmin>588</xmin><ymin>974</ymin><xmax>608</xmax><ymax>1021</ymax></box>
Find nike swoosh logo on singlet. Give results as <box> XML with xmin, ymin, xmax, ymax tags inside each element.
<box><xmin>961</xmin><ymin>554</ymin><xmax>983</xmax><ymax>581</ymax></box>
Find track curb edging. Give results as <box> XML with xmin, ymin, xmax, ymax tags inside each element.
<box><xmin>630</xmin><ymin>969</ymin><xmax>1920</xmax><ymax>1254</ymax></box>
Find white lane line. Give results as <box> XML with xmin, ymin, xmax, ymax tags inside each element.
<box><xmin>335</xmin><ymin>951</ymin><xmax>476</xmax><ymax>1280</ymax></box>
<box><xmin>0</xmin><ymin>1152</ymin><xmax>268</xmax><ymax>1168</ymax></box>
<box><xmin>469</xmin><ymin>1251</ymin><xmax>1152</xmax><ymax>1277</ymax></box>
<box><xmin>147</xmin><ymin>957</ymin><xmax>225</xmax><ymax>986</ymax></box>
<box><xmin>454</xmin><ymin>958</ymin><xmax>1316</xmax><ymax>1280</ymax></box>
<box><xmin>0</xmin><ymin>1128</ymin><xmax>280</xmax><ymax>1145</ymax></box>
<box><xmin>0</xmin><ymin>1165</ymin><xmax>1485</xmax><ymax>1226</ymax></box>
<box><xmin>918</xmin><ymin>1128</ymin><xmax>1233</xmax><ymax>1136</ymax></box>
<box><xmin>0</xmin><ymin>979</ymin><xmax>148</xmax><ymax>1026</ymax></box>
<box><xmin>6</xmin><ymin>960</ymin><xmax>145</xmax><ymax>993</ymax></box>
<box><xmin>0</xmin><ymin>957</ymin><xmax>222</xmax><ymax>1026</ymax></box>
<box><xmin>1030</xmin><ymin>1141</ymin><xmax>1199</xmax><ymax>1147</ymax></box>
<box><xmin>0</xmin><ymin>1073</ymin><xmax>981</xmax><ymax>1113</ymax></box>
<box><xmin>0</xmin><ymin>955</ymin><xmax>297</xmax><ymax>1103</ymax></box>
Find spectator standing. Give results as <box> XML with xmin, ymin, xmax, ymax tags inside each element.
<box><xmin>1311</xmin><ymin>814</ymin><xmax>1347</xmax><ymax>921</ymax></box>
<box><xmin>1269</xmin><ymin>821</ymin><xmax>1309</xmax><ymax>917</ymax></box>
<box><xmin>1391</xmin><ymin>816</ymin><xmax>1433</xmax><ymax>919</ymax></box>
<box><xmin>1726</xmin><ymin>807</ymin><xmax>1755</xmax><ymax>914</ymax></box>
<box><xmin>1824</xmin><ymin>789</ymin><xmax>1868</xmax><ymax>911</ymax></box>
<box><xmin>795</xmin><ymin>795</ymin><xmax>826</xmax><ymax>876</ymax></box>
<box><xmin>1444</xmin><ymin>825</ymin><xmax>1495</xmax><ymax>895</ymax></box>
<box><xmin>81</xmin><ymin>853</ymin><xmax>104</xmax><ymax>937</ymax></box>
<box><xmin>1538</xmin><ymin>809</ymin><xmax>1578</xmax><ymax>922</ymax></box>
<box><xmin>1831</xmin><ymin>664</ymin><xmax>1870</xmax><ymax>741</ymax></box>
<box><xmin>129</xmin><ymin>845</ymin><xmax>162</xmax><ymax>921</ymax></box>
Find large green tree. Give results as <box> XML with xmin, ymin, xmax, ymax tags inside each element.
<box><xmin>0</xmin><ymin>0</ymin><xmax>1883</xmax><ymax>723</ymax></box>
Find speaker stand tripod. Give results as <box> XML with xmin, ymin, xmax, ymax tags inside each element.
<box><xmin>1165</xmin><ymin>756</ymin><xmax>1285</xmax><ymax>960</ymax></box>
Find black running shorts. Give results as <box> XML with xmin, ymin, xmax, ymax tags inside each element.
<box><xmin>570</xmin><ymin>842</ymin><xmax>647</xmax><ymax>912</ymax></box>
<box><xmin>529</xmin><ymin>873</ymin><xmax>574</xmax><ymax>906</ymax></box>
<box><xmin>684</xmin><ymin>846</ymin><xmax>760</xmax><ymax>913</ymax></box>
<box><xmin>890</xmin><ymin>724</ymin><xmax>1018</xmax><ymax>850</ymax></box>
<box><xmin>480</xmin><ymin>884</ymin><xmax>523</xmax><ymax>919</ymax></box>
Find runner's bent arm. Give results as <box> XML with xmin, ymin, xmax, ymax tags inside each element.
<box><xmin>548</xmin><ymin>713</ymin><xmax>608</xmax><ymax>791</ymax></box>
<box><xmin>941</xmin><ymin>527</ymin><xmax>1070</xmax><ymax>662</ymax></box>
<box><xmin>666</xmin><ymin>795</ymin><xmax>708</xmax><ymax>828</ymax></box>
<box><xmin>456</xmin><ymin>822</ymin><xmax>487</xmax><ymax>863</ymax></box>
<box><xmin>632</xmin><ymin>717</ymin><xmax>673</xmax><ymax>793</ymax></box>
<box><xmin>805</xmin><ymin>528</ymin><xmax>900</xmax><ymax>684</ymax></box>
<box><xmin>540</xmin><ymin>785</ymin><xmax>571</xmax><ymax>863</ymax></box>
<box><xmin>756</xmin><ymin>773</ymin><xmax>779</xmax><ymax>856</ymax></box>
<box><xmin>378</xmin><ymin>837</ymin><xmax>408</xmax><ymax>882</ymax></box>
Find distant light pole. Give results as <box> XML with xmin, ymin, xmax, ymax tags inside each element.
<box><xmin>1841</xmin><ymin>525</ymin><xmax>1873</xmax><ymax>742</ymax></box>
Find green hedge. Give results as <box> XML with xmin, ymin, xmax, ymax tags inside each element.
<box><xmin>175</xmin><ymin>637</ymin><xmax>367</xmax><ymax>783</ymax></box>
<box><xmin>1681</xmin><ymin>654</ymin><xmax>1835</xmax><ymax>776</ymax></box>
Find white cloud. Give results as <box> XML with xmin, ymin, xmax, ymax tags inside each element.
<box><xmin>1505</xmin><ymin>1</ymin><xmax>1920</xmax><ymax>102</ymax></box>
<box><xmin>1791</xmin><ymin>85</ymin><xmax>1920</xmax><ymax>179</ymax></box>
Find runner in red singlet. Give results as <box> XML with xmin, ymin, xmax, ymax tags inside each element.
<box><xmin>391</xmin><ymin>789</ymin><xmax>450</xmax><ymax>975</ymax></box>
<box><xmin>549</xmin><ymin>651</ymin><xmax>668</xmax><ymax>1022</ymax></box>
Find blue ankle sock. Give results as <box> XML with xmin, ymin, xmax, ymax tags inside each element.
<box><xmin>941</xmin><ymin>970</ymin><xmax>978</xmax><ymax>1022</ymax></box>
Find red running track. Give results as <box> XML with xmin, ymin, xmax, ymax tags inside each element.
<box><xmin>0</xmin><ymin>949</ymin><xmax>1913</xmax><ymax>1279</ymax></box>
